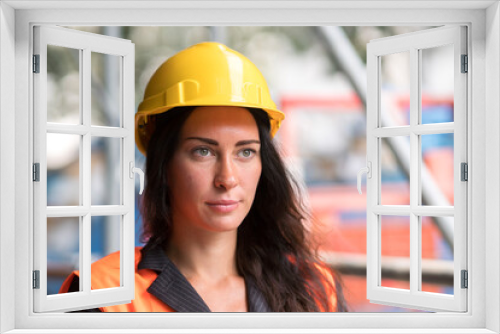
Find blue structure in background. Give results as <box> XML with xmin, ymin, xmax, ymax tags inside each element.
<box><xmin>135</xmin><ymin>197</ymin><xmax>145</xmax><ymax>247</ymax></box>
<box><xmin>421</xmin><ymin>105</ymin><xmax>454</xmax><ymax>152</ymax></box>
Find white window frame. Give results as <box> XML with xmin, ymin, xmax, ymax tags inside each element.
<box><xmin>32</xmin><ymin>25</ymin><xmax>136</xmax><ymax>313</ymax></box>
<box><xmin>1</xmin><ymin>1</ymin><xmax>499</xmax><ymax>333</ymax></box>
<box><xmin>366</xmin><ymin>26</ymin><xmax>468</xmax><ymax>312</ymax></box>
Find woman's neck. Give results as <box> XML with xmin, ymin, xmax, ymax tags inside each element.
<box><xmin>164</xmin><ymin>225</ymin><xmax>240</xmax><ymax>282</ymax></box>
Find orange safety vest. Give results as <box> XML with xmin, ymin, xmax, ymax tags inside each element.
<box><xmin>59</xmin><ymin>247</ymin><xmax>338</xmax><ymax>312</ymax></box>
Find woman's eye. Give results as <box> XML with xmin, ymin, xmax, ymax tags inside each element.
<box><xmin>239</xmin><ymin>149</ymin><xmax>255</xmax><ymax>158</ymax></box>
<box><xmin>194</xmin><ymin>148</ymin><xmax>211</xmax><ymax>157</ymax></box>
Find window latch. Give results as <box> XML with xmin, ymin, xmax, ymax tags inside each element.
<box><xmin>357</xmin><ymin>161</ymin><xmax>372</xmax><ymax>195</ymax></box>
<box><xmin>129</xmin><ymin>162</ymin><xmax>145</xmax><ymax>195</ymax></box>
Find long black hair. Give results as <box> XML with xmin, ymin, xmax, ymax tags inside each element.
<box><xmin>141</xmin><ymin>106</ymin><xmax>348</xmax><ymax>312</ymax></box>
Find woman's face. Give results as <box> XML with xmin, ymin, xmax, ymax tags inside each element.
<box><xmin>167</xmin><ymin>106</ymin><xmax>262</xmax><ymax>233</ymax></box>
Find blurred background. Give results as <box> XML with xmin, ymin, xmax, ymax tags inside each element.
<box><xmin>46</xmin><ymin>26</ymin><xmax>455</xmax><ymax>312</ymax></box>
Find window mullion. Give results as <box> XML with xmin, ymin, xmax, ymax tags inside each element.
<box><xmin>409</xmin><ymin>47</ymin><xmax>420</xmax><ymax>294</ymax></box>
<box><xmin>413</xmin><ymin>123</ymin><xmax>454</xmax><ymax>135</ymax></box>
<box><xmin>81</xmin><ymin>47</ymin><xmax>92</xmax><ymax>294</ymax></box>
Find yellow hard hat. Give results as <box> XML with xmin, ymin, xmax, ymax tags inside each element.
<box><xmin>135</xmin><ymin>42</ymin><xmax>285</xmax><ymax>155</ymax></box>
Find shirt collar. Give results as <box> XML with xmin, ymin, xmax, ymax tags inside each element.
<box><xmin>138</xmin><ymin>244</ymin><xmax>271</xmax><ymax>312</ymax></box>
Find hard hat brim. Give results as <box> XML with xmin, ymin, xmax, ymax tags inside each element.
<box><xmin>135</xmin><ymin>103</ymin><xmax>284</xmax><ymax>156</ymax></box>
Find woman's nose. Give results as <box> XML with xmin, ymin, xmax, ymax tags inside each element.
<box><xmin>214</xmin><ymin>156</ymin><xmax>238</xmax><ymax>190</ymax></box>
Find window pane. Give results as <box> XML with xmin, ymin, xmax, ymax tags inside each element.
<box><xmin>47</xmin><ymin>45</ymin><xmax>80</xmax><ymax>124</ymax></box>
<box><xmin>47</xmin><ymin>217</ymin><xmax>80</xmax><ymax>295</ymax></box>
<box><xmin>421</xmin><ymin>133</ymin><xmax>454</xmax><ymax>205</ymax></box>
<box><xmin>91</xmin><ymin>216</ymin><xmax>121</xmax><ymax>289</ymax></box>
<box><xmin>91</xmin><ymin>52</ymin><xmax>121</xmax><ymax>127</ymax></box>
<box><xmin>420</xmin><ymin>216</ymin><xmax>454</xmax><ymax>295</ymax></box>
<box><xmin>380</xmin><ymin>51</ymin><xmax>410</xmax><ymax>127</ymax></box>
<box><xmin>91</xmin><ymin>137</ymin><xmax>122</xmax><ymax>205</ymax></box>
<box><xmin>421</xmin><ymin>44</ymin><xmax>454</xmax><ymax>124</ymax></box>
<box><xmin>381</xmin><ymin>137</ymin><xmax>410</xmax><ymax>205</ymax></box>
<box><xmin>380</xmin><ymin>215</ymin><xmax>410</xmax><ymax>290</ymax></box>
<box><xmin>47</xmin><ymin>133</ymin><xmax>80</xmax><ymax>206</ymax></box>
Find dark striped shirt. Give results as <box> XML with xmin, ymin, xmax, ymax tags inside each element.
<box><xmin>70</xmin><ymin>244</ymin><xmax>271</xmax><ymax>312</ymax></box>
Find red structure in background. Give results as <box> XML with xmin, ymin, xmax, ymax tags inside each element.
<box><xmin>279</xmin><ymin>94</ymin><xmax>454</xmax><ymax>311</ymax></box>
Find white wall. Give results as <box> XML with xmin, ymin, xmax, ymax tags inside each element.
<box><xmin>486</xmin><ymin>2</ymin><xmax>500</xmax><ymax>333</ymax></box>
<box><xmin>0</xmin><ymin>2</ymin><xmax>16</xmax><ymax>334</ymax></box>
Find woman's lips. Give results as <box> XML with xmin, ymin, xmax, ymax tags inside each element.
<box><xmin>205</xmin><ymin>200</ymin><xmax>239</xmax><ymax>213</ymax></box>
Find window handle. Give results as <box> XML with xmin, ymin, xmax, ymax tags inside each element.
<box><xmin>357</xmin><ymin>161</ymin><xmax>372</xmax><ymax>195</ymax></box>
<box><xmin>129</xmin><ymin>162</ymin><xmax>145</xmax><ymax>195</ymax></box>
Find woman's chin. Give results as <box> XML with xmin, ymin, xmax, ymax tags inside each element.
<box><xmin>199</xmin><ymin>207</ymin><xmax>248</xmax><ymax>232</ymax></box>
<box><xmin>201</xmin><ymin>216</ymin><xmax>245</xmax><ymax>233</ymax></box>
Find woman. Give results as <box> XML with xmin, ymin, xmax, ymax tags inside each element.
<box><xmin>60</xmin><ymin>42</ymin><xmax>347</xmax><ymax>312</ymax></box>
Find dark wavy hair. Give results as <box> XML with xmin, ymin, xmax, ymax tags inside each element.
<box><xmin>141</xmin><ymin>106</ymin><xmax>347</xmax><ymax>312</ymax></box>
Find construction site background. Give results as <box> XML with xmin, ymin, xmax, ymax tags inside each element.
<box><xmin>45</xmin><ymin>26</ymin><xmax>454</xmax><ymax>312</ymax></box>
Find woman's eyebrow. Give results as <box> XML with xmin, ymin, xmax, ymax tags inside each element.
<box><xmin>235</xmin><ymin>140</ymin><xmax>260</xmax><ymax>146</ymax></box>
<box><xmin>185</xmin><ymin>137</ymin><xmax>260</xmax><ymax>146</ymax></box>
<box><xmin>186</xmin><ymin>137</ymin><xmax>218</xmax><ymax>145</ymax></box>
